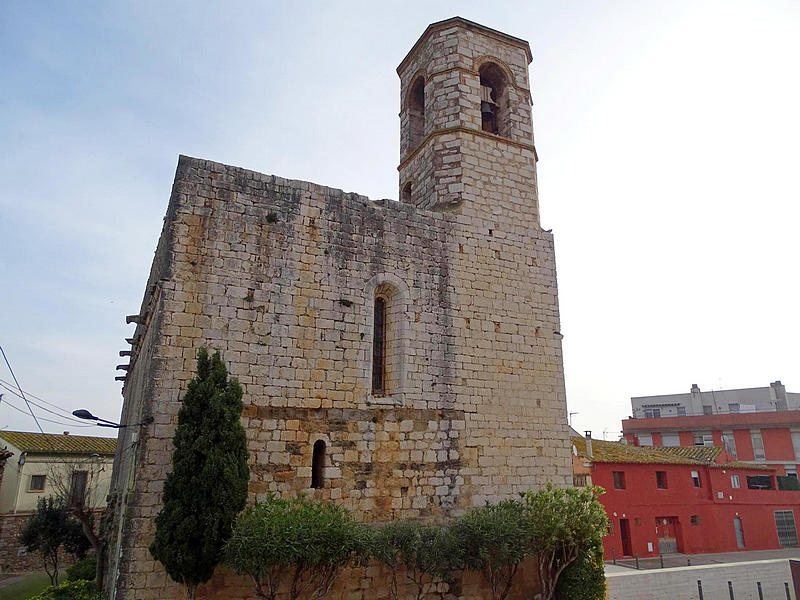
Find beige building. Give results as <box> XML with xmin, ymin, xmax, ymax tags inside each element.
<box><xmin>106</xmin><ymin>17</ymin><xmax>572</xmax><ymax>599</ymax></box>
<box><xmin>0</xmin><ymin>430</ymin><xmax>115</xmax><ymax>573</ymax></box>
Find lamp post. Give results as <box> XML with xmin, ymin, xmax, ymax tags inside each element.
<box><xmin>72</xmin><ymin>410</ymin><xmax>153</xmax><ymax>429</ymax></box>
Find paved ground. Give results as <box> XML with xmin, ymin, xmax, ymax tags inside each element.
<box><xmin>607</xmin><ymin>547</ymin><xmax>800</xmax><ymax>571</ymax></box>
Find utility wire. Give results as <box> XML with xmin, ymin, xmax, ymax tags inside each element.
<box><xmin>2</xmin><ymin>395</ymin><xmax>95</xmax><ymax>428</ymax></box>
<box><xmin>0</xmin><ymin>376</ymin><xmax>91</xmax><ymax>416</ymax></box>
<box><xmin>0</xmin><ymin>345</ymin><xmax>47</xmax><ymax>438</ymax></box>
<box><xmin>0</xmin><ymin>382</ymin><xmax>92</xmax><ymax>425</ymax></box>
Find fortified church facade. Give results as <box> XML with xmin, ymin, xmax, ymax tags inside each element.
<box><xmin>106</xmin><ymin>18</ymin><xmax>572</xmax><ymax>599</ymax></box>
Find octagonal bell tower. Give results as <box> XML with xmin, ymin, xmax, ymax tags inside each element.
<box><xmin>398</xmin><ymin>17</ymin><xmax>541</xmax><ymax>229</ymax></box>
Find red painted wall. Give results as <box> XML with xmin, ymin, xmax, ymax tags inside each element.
<box><xmin>594</xmin><ymin>462</ymin><xmax>800</xmax><ymax>560</ymax></box>
<box><xmin>763</xmin><ymin>428</ymin><xmax>795</xmax><ymax>462</ymax></box>
<box><xmin>678</xmin><ymin>431</ymin><xmax>694</xmax><ymax>447</ymax></box>
<box><xmin>733</xmin><ymin>429</ymin><xmax>754</xmax><ymax>461</ymax></box>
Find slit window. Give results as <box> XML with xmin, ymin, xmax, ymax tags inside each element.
<box><xmin>407</xmin><ymin>76</ymin><xmax>425</xmax><ymax>150</ymax></box>
<box><xmin>372</xmin><ymin>297</ymin><xmax>386</xmax><ymax>395</ymax></box>
<box><xmin>29</xmin><ymin>475</ymin><xmax>46</xmax><ymax>492</ymax></box>
<box><xmin>311</xmin><ymin>440</ymin><xmax>326</xmax><ymax>489</ymax></box>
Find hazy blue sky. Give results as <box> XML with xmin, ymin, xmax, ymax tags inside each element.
<box><xmin>1</xmin><ymin>1</ymin><xmax>798</xmax><ymax>440</ymax></box>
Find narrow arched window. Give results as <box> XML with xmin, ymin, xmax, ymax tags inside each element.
<box><xmin>372</xmin><ymin>297</ymin><xmax>386</xmax><ymax>395</ymax></box>
<box><xmin>401</xmin><ymin>181</ymin><xmax>413</xmax><ymax>203</ymax></box>
<box><xmin>311</xmin><ymin>440</ymin><xmax>326</xmax><ymax>489</ymax></box>
<box><xmin>408</xmin><ymin>76</ymin><xmax>425</xmax><ymax>150</ymax></box>
<box><xmin>479</xmin><ymin>63</ymin><xmax>508</xmax><ymax>137</ymax></box>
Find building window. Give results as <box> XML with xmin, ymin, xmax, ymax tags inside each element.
<box><xmin>29</xmin><ymin>475</ymin><xmax>46</xmax><ymax>492</ymax></box>
<box><xmin>573</xmin><ymin>474</ymin><xmax>589</xmax><ymax>487</ymax></box>
<box><xmin>746</xmin><ymin>475</ymin><xmax>774</xmax><ymax>490</ymax></box>
<box><xmin>728</xmin><ymin>403</ymin><xmax>740</xmax><ymax>413</ymax></box>
<box><xmin>751</xmin><ymin>432</ymin><xmax>765</xmax><ymax>461</ymax></box>
<box><xmin>407</xmin><ymin>76</ymin><xmax>425</xmax><ymax>151</ymax></box>
<box><xmin>69</xmin><ymin>471</ymin><xmax>88</xmax><ymax>507</ymax></box>
<box><xmin>722</xmin><ymin>432</ymin><xmax>737</xmax><ymax>458</ymax></box>
<box><xmin>731</xmin><ymin>474</ymin><xmax>741</xmax><ymax>488</ymax></box>
<box><xmin>677</xmin><ymin>406</ymin><xmax>687</xmax><ymax>417</ymax></box>
<box><xmin>661</xmin><ymin>433</ymin><xmax>680</xmax><ymax>447</ymax></box>
<box><xmin>644</xmin><ymin>408</ymin><xmax>661</xmax><ymax>419</ymax></box>
<box><xmin>792</xmin><ymin>432</ymin><xmax>800</xmax><ymax>462</ymax></box>
<box><xmin>638</xmin><ymin>434</ymin><xmax>653</xmax><ymax>446</ymax></box>
<box><xmin>401</xmin><ymin>181</ymin><xmax>413</xmax><ymax>203</ymax></box>
<box><xmin>694</xmin><ymin>434</ymin><xmax>713</xmax><ymax>447</ymax></box>
<box><xmin>613</xmin><ymin>471</ymin><xmax>626</xmax><ymax>490</ymax></box>
<box><xmin>311</xmin><ymin>440</ymin><xmax>326</xmax><ymax>489</ymax></box>
<box><xmin>691</xmin><ymin>470</ymin><xmax>701</xmax><ymax>488</ymax></box>
<box><xmin>786</xmin><ymin>466</ymin><xmax>798</xmax><ymax>480</ymax></box>
<box><xmin>372</xmin><ymin>296</ymin><xmax>386</xmax><ymax>395</ymax></box>
<box><xmin>478</xmin><ymin>62</ymin><xmax>509</xmax><ymax>137</ymax></box>
<box><xmin>703</xmin><ymin>405</ymin><xmax>713</xmax><ymax>415</ymax></box>
<box><xmin>606</xmin><ymin>521</ymin><xmax>614</xmax><ymax>535</ymax></box>
<box><xmin>774</xmin><ymin>511</ymin><xmax>799</xmax><ymax>547</ymax></box>
<box><xmin>656</xmin><ymin>471</ymin><xmax>668</xmax><ymax>489</ymax></box>
<box><xmin>690</xmin><ymin>515</ymin><xmax>701</xmax><ymax>525</ymax></box>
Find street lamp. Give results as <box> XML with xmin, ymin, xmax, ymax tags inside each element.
<box><xmin>72</xmin><ymin>409</ymin><xmax>153</xmax><ymax>429</ymax></box>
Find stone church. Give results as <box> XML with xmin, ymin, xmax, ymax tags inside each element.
<box><xmin>106</xmin><ymin>17</ymin><xmax>572</xmax><ymax>599</ymax></box>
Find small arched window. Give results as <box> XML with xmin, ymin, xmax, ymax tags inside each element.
<box><xmin>479</xmin><ymin>63</ymin><xmax>509</xmax><ymax>137</ymax></box>
<box><xmin>372</xmin><ymin>297</ymin><xmax>386</xmax><ymax>395</ymax></box>
<box><xmin>311</xmin><ymin>440</ymin><xmax>326</xmax><ymax>489</ymax></box>
<box><xmin>408</xmin><ymin>76</ymin><xmax>425</xmax><ymax>150</ymax></box>
<box><xmin>401</xmin><ymin>181</ymin><xmax>413</xmax><ymax>203</ymax></box>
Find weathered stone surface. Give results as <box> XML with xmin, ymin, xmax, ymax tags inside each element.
<box><xmin>106</xmin><ymin>17</ymin><xmax>572</xmax><ymax>600</ymax></box>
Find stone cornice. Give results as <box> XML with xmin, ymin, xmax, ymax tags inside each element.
<box><xmin>398</xmin><ymin>126</ymin><xmax>537</xmax><ymax>171</ymax></box>
<box><xmin>397</xmin><ymin>17</ymin><xmax>533</xmax><ymax>76</ymax></box>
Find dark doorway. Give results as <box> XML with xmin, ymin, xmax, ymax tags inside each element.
<box><xmin>620</xmin><ymin>518</ymin><xmax>633</xmax><ymax>557</ymax></box>
<box><xmin>734</xmin><ymin>517</ymin><xmax>745</xmax><ymax>549</ymax></box>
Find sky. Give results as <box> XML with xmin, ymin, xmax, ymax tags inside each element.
<box><xmin>1</xmin><ymin>0</ymin><xmax>798</xmax><ymax>441</ymax></box>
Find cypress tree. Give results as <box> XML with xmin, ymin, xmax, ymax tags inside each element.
<box><xmin>150</xmin><ymin>348</ymin><xmax>250</xmax><ymax>599</ymax></box>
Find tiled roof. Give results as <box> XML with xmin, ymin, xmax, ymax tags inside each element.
<box><xmin>572</xmin><ymin>437</ymin><xmax>719</xmax><ymax>465</ymax></box>
<box><xmin>0</xmin><ymin>431</ymin><xmax>117</xmax><ymax>455</ymax></box>
<box><xmin>571</xmin><ymin>437</ymin><xmax>775</xmax><ymax>470</ymax></box>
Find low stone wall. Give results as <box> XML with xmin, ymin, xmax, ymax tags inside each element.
<box><xmin>607</xmin><ymin>558</ymin><xmax>796</xmax><ymax>600</ymax></box>
<box><xmin>0</xmin><ymin>512</ymin><xmax>79</xmax><ymax>574</ymax></box>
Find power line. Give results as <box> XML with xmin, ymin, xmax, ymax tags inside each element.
<box><xmin>1</xmin><ymin>395</ymin><xmax>95</xmax><ymax>428</ymax></box>
<box><xmin>0</xmin><ymin>376</ymin><xmax>89</xmax><ymax>416</ymax></box>
<box><xmin>0</xmin><ymin>382</ymin><xmax>93</xmax><ymax>425</ymax></box>
<box><xmin>0</xmin><ymin>345</ymin><xmax>47</xmax><ymax>438</ymax></box>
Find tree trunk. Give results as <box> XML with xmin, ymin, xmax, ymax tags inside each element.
<box><xmin>186</xmin><ymin>582</ymin><xmax>197</xmax><ymax>600</ymax></box>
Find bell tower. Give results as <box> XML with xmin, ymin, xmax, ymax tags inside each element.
<box><xmin>398</xmin><ymin>17</ymin><xmax>541</xmax><ymax>228</ymax></box>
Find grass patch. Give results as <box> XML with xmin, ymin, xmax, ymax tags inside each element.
<box><xmin>0</xmin><ymin>571</ymin><xmax>51</xmax><ymax>600</ymax></box>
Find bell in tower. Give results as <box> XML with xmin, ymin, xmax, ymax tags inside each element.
<box><xmin>396</xmin><ymin>17</ymin><xmax>541</xmax><ymax>229</ymax></box>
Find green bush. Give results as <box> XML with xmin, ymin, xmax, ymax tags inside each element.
<box><xmin>448</xmin><ymin>499</ymin><xmax>528</xmax><ymax>600</ymax></box>
<box><xmin>372</xmin><ymin>520</ymin><xmax>454</xmax><ymax>600</ymax></box>
<box><xmin>66</xmin><ymin>555</ymin><xmax>96</xmax><ymax>581</ymax></box>
<box><xmin>225</xmin><ymin>495</ymin><xmax>369</xmax><ymax>600</ymax></box>
<box><xmin>555</xmin><ymin>539</ymin><xmax>606</xmax><ymax>600</ymax></box>
<box><xmin>26</xmin><ymin>579</ymin><xmax>101</xmax><ymax>600</ymax></box>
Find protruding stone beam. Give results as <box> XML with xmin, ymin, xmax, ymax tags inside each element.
<box><xmin>119</xmin><ymin>350</ymin><xmax>132</xmax><ymax>357</ymax></box>
<box><xmin>116</xmin><ymin>364</ymin><xmax>130</xmax><ymax>371</ymax></box>
<box><xmin>126</xmin><ymin>314</ymin><xmax>142</xmax><ymax>324</ymax></box>
<box><xmin>115</xmin><ymin>376</ymin><xmax>126</xmax><ymax>382</ymax></box>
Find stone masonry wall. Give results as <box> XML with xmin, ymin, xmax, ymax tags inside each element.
<box><xmin>108</xmin><ymin>153</ymin><xmax>571</xmax><ymax>599</ymax></box>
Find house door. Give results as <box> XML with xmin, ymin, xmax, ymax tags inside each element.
<box><xmin>734</xmin><ymin>517</ymin><xmax>745</xmax><ymax>549</ymax></box>
<box><xmin>656</xmin><ymin>517</ymin><xmax>679</xmax><ymax>554</ymax></box>
<box><xmin>619</xmin><ymin>518</ymin><xmax>633</xmax><ymax>557</ymax></box>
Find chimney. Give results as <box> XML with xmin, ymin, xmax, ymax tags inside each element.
<box><xmin>584</xmin><ymin>431</ymin><xmax>593</xmax><ymax>459</ymax></box>
<box><xmin>691</xmin><ymin>384</ymin><xmax>701</xmax><ymax>394</ymax></box>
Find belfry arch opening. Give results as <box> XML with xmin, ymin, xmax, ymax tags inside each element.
<box><xmin>408</xmin><ymin>76</ymin><xmax>426</xmax><ymax>150</ymax></box>
<box><xmin>401</xmin><ymin>181</ymin><xmax>413</xmax><ymax>203</ymax></box>
<box><xmin>479</xmin><ymin>62</ymin><xmax>509</xmax><ymax>137</ymax></box>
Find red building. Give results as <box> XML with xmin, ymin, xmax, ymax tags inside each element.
<box><xmin>622</xmin><ymin>382</ymin><xmax>800</xmax><ymax>480</ymax></box>
<box><xmin>572</xmin><ymin>435</ymin><xmax>800</xmax><ymax>560</ymax></box>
